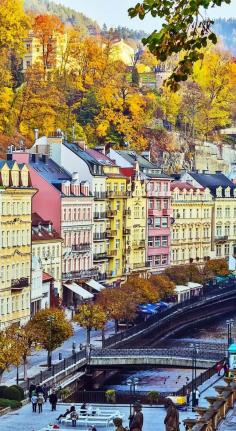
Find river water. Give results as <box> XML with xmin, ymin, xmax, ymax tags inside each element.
<box><xmin>102</xmin><ymin>311</ymin><xmax>236</xmax><ymax>393</ymax></box>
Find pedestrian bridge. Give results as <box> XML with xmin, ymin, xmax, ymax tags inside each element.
<box><xmin>89</xmin><ymin>346</ymin><xmax>225</xmax><ymax>369</ymax></box>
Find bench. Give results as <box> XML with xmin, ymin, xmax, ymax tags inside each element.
<box><xmin>61</xmin><ymin>415</ymin><xmax>113</xmax><ymax>428</ymax></box>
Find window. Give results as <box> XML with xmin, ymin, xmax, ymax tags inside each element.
<box><xmin>116</xmin><ymin>201</ymin><xmax>120</xmax><ymax>211</ymax></box>
<box><xmin>216</xmin><ymin>244</ymin><xmax>222</xmax><ymax>257</ymax></box>
<box><xmin>154</xmin><ymin>217</ymin><xmax>161</xmax><ymax>228</ymax></box>
<box><xmin>196</xmin><ymin>228</ymin><xmax>199</xmax><ymax>239</ymax></box>
<box><xmin>225</xmin><ymin>243</ymin><xmax>230</xmax><ymax>256</ymax></box>
<box><xmin>149</xmin><ymin>200</ymin><xmax>154</xmax><ymax>209</ymax></box>
<box><xmin>189</xmin><ymin>209</ymin><xmax>192</xmax><ymax>218</ymax></box>
<box><xmin>154</xmin><ymin>255</ymin><xmax>161</xmax><ymax>265</ymax></box>
<box><xmin>183</xmin><ymin>209</ymin><xmax>186</xmax><ymax>218</ymax></box>
<box><xmin>163</xmin><ymin>183</ymin><xmax>168</xmax><ymax>192</ymax></box>
<box><xmin>154</xmin><ymin>236</ymin><xmax>161</xmax><ymax>247</ymax></box>
<box><xmin>148</xmin><ymin>237</ymin><xmax>153</xmax><ymax>247</ymax></box>
<box><xmin>162</xmin><ymin>217</ymin><xmax>168</xmax><ymax>228</ymax></box>
<box><xmin>217</xmin><ymin>207</ymin><xmax>222</xmax><ymax>218</ymax></box>
<box><xmin>156</xmin><ymin>200</ymin><xmax>161</xmax><ymax>210</ymax></box>
<box><xmin>134</xmin><ymin>205</ymin><xmax>140</xmax><ymax>219</ymax></box>
<box><xmin>162</xmin><ymin>236</ymin><xmax>168</xmax><ymax>247</ymax></box>
<box><xmin>163</xmin><ymin>200</ymin><xmax>168</xmax><ymax>209</ymax></box>
<box><xmin>216</xmin><ymin>224</ymin><xmax>222</xmax><ymax>237</ymax></box>
<box><xmin>234</xmin><ymin>208</ymin><xmax>236</xmax><ymax>218</ymax></box>
<box><xmin>162</xmin><ymin>254</ymin><xmax>168</xmax><ymax>265</ymax></box>
<box><xmin>115</xmin><ymin>239</ymin><xmax>120</xmax><ymax>249</ymax></box>
<box><xmin>116</xmin><ymin>220</ymin><xmax>120</xmax><ymax>230</ymax></box>
<box><xmin>225</xmin><ymin>207</ymin><xmax>230</xmax><ymax>218</ymax></box>
<box><xmin>225</xmin><ymin>224</ymin><xmax>230</xmax><ymax>236</ymax></box>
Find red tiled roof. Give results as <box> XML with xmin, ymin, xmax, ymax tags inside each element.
<box><xmin>42</xmin><ymin>272</ymin><xmax>54</xmax><ymax>282</ymax></box>
<box><xmin>120</xmin><ymin>167</ymin><xmax>135</xmax><ymax>178</ymax></box>
<box><xmin>170</xmin><ymin>181</ymin><xmax>204</xmax><ymax>191</ymax></box>
<box><xmin>32</xmin><ymin>212</ymin><xmax>62</xmax><ymax>242</ymax></box>
<box><xmin>86</xmin><ymin>148</ymin><xmax>116</xmax><ymax>165</ymax></box>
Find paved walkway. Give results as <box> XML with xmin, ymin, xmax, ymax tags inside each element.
<box><xmin>219</xmin><ymin>406</ymin><xmax>236</xmax><ymax>430</ymax></box>
<box><xmin>2</xmin><ymin>322</ymin><xmax>114</xmax><ymax>386</ymax></box>
<box><xmin>0</xmin><ymin>373</ymin><xmax>223</xmax><ymax>431</ymax></box>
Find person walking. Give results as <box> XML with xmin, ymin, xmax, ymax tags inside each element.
<box><xmin>49</xmin><ymin>390</ymin><xmax>58</xmax><ymax>411</ymax></box>
<box><xmin>31</xmin><ymin>392</ymin><xmax>38</xmax><ymax>413</ymax></box>
<box><xmin>37</xmin><ymin>393</ymin><xmax>44</xmax><ymax>413</ymax></box>
<box><xmin>164</xmin><ymin>398</ymin><xmax>180</xmax><ymax>431</ymax></box>
<box><xmin>195</xmin><ymin>389</ymin><xmax>200</xmax><ymax>407</ymax></box>
<box><xmin>70</xmin><ymin>409</ymin><xmax>79</xmax><ymax>427</ymax></box>
<box><xmin>130</xmin><ymin>402</ymin><xmax>143</xmax><ymax>431</ymax></box>
<box><xmin>42</xmin><ymin>383</ymin><xmax>49</xmax><ymax>402</ymax></box>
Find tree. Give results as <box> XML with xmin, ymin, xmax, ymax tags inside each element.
<box><xmin>150</xmin><ymin>275</ymin><xmax>175</xmax><ymax>299</ymax></box>
<box><xmin>204</xmin><ymin>258</ymin><xmax>229</xmax><ymax>278</ymax></box>
<box><xmin>33</xmin><ymin>15</ymin><xmax>64</xmax><ymax>74</ymax></box>
<box><xmin>123</xmin><ymin>275</ymin><xmax>159</xmax><ymax>304</ymax></box>
<box><xmin>97</xmin><ymin>287</ymin><xmax>137</xmax><ymax>333</ymax></box>
<box><xmin>74</xmin><ymin>303</ymin><xmax>107</xmax><ymax>346</ymax></box>
<box><xmin>132</xmin><ymin>66</ymin><xmax>140</xmax><ymax>87</ymax></box>
<box><xmin>0</xmin><ymin>327</ymin><xmax>21</xmax><ymax>382</ymax></box>
<box><xmin>128</xmin><ymin>0</ymin><xmax>230</xmax><ymax>89</ymax></box>
<box><xmin>164</xmin><ymin>266</ymin><xmax>190</xmax><ymax>285</ymax></box>
<box><xmin>30</xmin><ymin>308</ymin><xmax>73</xmax><ymax>368</ymax></box>
<box><xmin>0</xmin><ymin>0</ymin><xmax>28</xmax><ymax>55</ymax></box>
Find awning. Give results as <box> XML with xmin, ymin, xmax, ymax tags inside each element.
<box><xmin>86</xmin><ymin>279</ymin><xmax>105</xmax><ymax>292</ymax></box>
<box><xmin>63</xmin><ymin>283</ymin><xmax>93</xmax><ymax>299</ymax></box>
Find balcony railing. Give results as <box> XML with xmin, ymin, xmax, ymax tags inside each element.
<box><xmin>123</xmin><ymin>228</ymin><xmax>131</xmax><ymax>235</ymax></box>
<box><xmin>94</xmin><ymin>192</ymin><xmax>107</xmax><ymax>199</ymax></box>
<box><xmin>93</xmin><ymin>233</ymin><xmax>107</xmax><ymax>241</ymax></box>
<box><xmin>133</xmin><ymin>240</ymin><xmax>146</xmax><ymax>249</ymax></box>
<box><xmin>107</xmin><ymin>210</ymin><xmax>117</xmax><ymax>218</ymax></box>
<box><xmin>106</xmin><ymin>229</ymin><xmax>117</xmax><ymax>238</ymax></box>
<box><xmin>133</xmin><ymin>262</ymin><xmax>146</xmax><ymax>269</ymax></box>
<box><xmin>11</xmin><ymin>277</ymin><xmax>29</xmax><ymax>290</ymax></box>
<box><xmin>215</xmin><ymin>235</ymin><xmax>228</xmax><ymax>243</ymax></box>
<box><xmin>62</xmin><ymin>269</ymin><xmax>98</xmax><ymax>281</ymax></box>
<box><xmin>94</xmin><ymin>212</ymin><xmax>107</xmax><ymax>219</ymax></box>
<box><xmin>107</xmin><ymin>190</ymin><xmax>127</xmax><ymax>198</ymax></box>
<box><xmin>108</xmin><ymin>249</ymin><xmax>118</xmax><ymax>257</ymax></box>
<box><xmin>93</xmin><ymin>252</ymin><xmax>108</xmax><ymax>261</ymax></box>
<box><xmin>71</xmin><ymin>244</ymin><xmax>91</xmax><ymax>253</ymax></box>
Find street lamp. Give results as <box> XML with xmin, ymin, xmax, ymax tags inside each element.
<box><xmin>226</xmin><ymin>319</ymin><xmax>234</xmax><ymax>359</ymax></box>
<box><xmin>47</xmin><ymin>316</ymin><xmax>55</xmax><ymax>369</ymax></box>
<box><xmin>190</xmin><ymin>343</ymin><xmax>199</xmax><ymax>411</ymax></box>
<box><xmin>127</xmin><ymin>377</ymin><xmax>139</xmax><ymax>418</ymax></box>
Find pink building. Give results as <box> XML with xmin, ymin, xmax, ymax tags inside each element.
<box><xmin>9</xmin><ymin>151</ymin><xmax>95</xmax><ymax>298</ymax></box>
<box><xmin>146</xmin><ymin>175</ymin><xmax>172</xmax><ymax>271</ymax></box>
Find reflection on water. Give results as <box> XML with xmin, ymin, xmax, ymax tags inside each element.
<box><xmin>103</xmin><ymin>368</ymin><xmax>201</xmax><ymax>393</ymax></box>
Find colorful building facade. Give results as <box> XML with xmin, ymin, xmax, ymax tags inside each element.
<box><xmin>0</xmin><ymin>160</ymin><xmax>36</xmax><ymax>328</ymax></box>
<box><xmin>170</xmin><ymin>181</ymin><xmax>213</xmax><ymax>265</ymax></box>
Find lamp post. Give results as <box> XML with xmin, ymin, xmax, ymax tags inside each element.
<box><xmin>191</xmin><ymin>343</ymin><xmax>199</xmax><ymax>411</ymax></box>
<box><xmin>47</xmin><ymin>316</ymin><xmax>55</xmax><ymax>369</ymax></box>
<box><xmin>127</xmin><ymin>377</ymin><xmax>139</xmax><ymax>418</ymax></box>
<box><xmin>226</xmin><ymin>319</ymin><xmax>234</xmax><ymax>359</ymax></box>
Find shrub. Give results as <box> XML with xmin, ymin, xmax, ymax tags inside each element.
<box><xmin>10</xmin><ymin>385</ymin><xmax>24</xmax><ymax>401</ymax></box>
<box><xmin>4</xmin><ymin>387</ymin><xmax>22</xmax><ymax>401</ymax></box>
<box><xmin>0</xmin><ymin>398</ymin><xmax>21</xmax><ymax>409</ymax></box>
<box><xmin>0</xmin><ymin>386</ymin><xmax>8</xmax><ymax>399</ymax></box>
<box><xmin>105</xmin><ymin>389</ymin><xmax>116</xmax><ymax>403</ymax></box>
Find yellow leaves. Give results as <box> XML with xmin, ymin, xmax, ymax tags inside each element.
<box><xmin>74</xmin><ymin>303</ymin><xmax>107</xmax><ymax>330</ymax></box>
<box><xmin>0</xmin><ymin>327</ymin><xmax>22</xmax><ymax>375</ymax></box>
<box><xmin>0</xmin><ymin>0</ymin><xmax>29</xmax><ymax>55</ymax></box>
<box><xmin>96</xmin><ymin>121</ymin><xmax>109</xmax><ymax>137</ymax></box>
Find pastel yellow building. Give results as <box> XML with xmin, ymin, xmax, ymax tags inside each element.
<box><xmin>123</xmin><ymin>170</ymin><xmax>147</xmax><ymax>274</ymax></box>
<box><xmin>105</xmin><ymin>166</ymin><xmax>127</xmax><ymax>283</ymax></box>
<box><xmin>171</xmin><ymin>181</ymin><xmax>213</xmax><ymax>265</ymax></box>
<box><xmin>23</xmin><ymin>30</ymin><xmax>68</xmax><ymax>72</ymax></box>
<box><xmin>0</xmin><ymin>160</ymin><xmax>36</xmax><ymax>328</ymax></box>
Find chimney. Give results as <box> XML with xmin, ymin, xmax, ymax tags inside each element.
<box><xmin>76</xmin><ymin>140</ymin><xmax>86</xmax><ymax>151</ymax></box>
<box><xmin>34</xmin><ymin>128</ymin><xmax>39</xmax><ymax>141</ymax></box>
<box><xmin>81</xmin><ymin>181</ymin><xmax>89</xmax><ymax>196</ymax></box>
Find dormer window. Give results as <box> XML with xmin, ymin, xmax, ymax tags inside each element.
<box><xmin>93</xmin><ymin>165</ymin><xmax>97</xmax><ymax>174</ymax></box>
<box><xmin>216</xmin><ymin>187</ymin><xmax>222</xmax><ymax>198</ymax></box>
<box><xmin>225</xmin><ymin>187</ymin><xmax>230</xmax><ymax>198</ymax></box>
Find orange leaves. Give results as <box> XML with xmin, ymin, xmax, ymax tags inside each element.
<box><xmin>204</xmin><ymin>258</ymin><xmax>229</xmax><ymax>278</ymax></box>
<box><xmin>74</xmin><ymin>303</ymin><xmax>107</xmax><ymax>331</ymax></box>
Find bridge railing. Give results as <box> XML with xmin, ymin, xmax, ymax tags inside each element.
<box><xmin>176</xmin><ymin>363</ymin><xmax>218</xmax><ymax>396</ymax></box>
<box><xmin>103</xmin><ymin>284</ymin><xmax>236</xmax><ymax>347</ymax></box>
<box><xmin>91</xmin><ymin>347</ymin><xmax>225</xmax><ymax>361</ymax></box>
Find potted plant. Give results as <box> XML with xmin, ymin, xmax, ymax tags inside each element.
<box><xmin>105</xmin><ymin>389</ymin><xmax>116</xmax><ymax>403</ymax></box>
<box><xmin>147</xmin><ymin>390</ymin><xmax>159</xmax><ymax>405</ymax></box>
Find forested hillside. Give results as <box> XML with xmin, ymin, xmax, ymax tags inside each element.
<box><xmin>214</xmin><ymin>19</ymin><xmax>236</xmax><ymax>54</ymax></box>
<box><xmin>24</xmin><ymin>0</ymin><xmax>99</xmax><ymax>33</ymax></box>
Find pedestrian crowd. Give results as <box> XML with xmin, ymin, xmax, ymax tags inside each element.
<box><xmin>29</xmin><ymin>383</ymin><xmax>58</xmax><ymax>414</ymax></box>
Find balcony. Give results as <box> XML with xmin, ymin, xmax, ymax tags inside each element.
<box><xmin>106</xmin><ymin>229</ymin><xmax>117</xmax><ymax>238</ymax></box>
<box><xmin>94</xmin><ymin>212</ymin><xmax>107</xmax><ymax>219</ymax></box>
<box><xmin>93</xmin><ymin>252</ymin><xmax>108</xmax><ymax>261</ymax></box>
<box><xmin>106</xmin><ymin>270</ymin><xmax>117</xmax><ymax>278</ymax></box>
<box><xmin>215</xmin><ymin>235</ymin><xmax>228</xmax><ymax>243</ymax></box>
<box><xmin>11</xmin><ymin>277</ymin><xmax>29</xmax><ymax>291</ymax></box>
<box><xmin>62</xmin><ymin>269</ymin><xmax>98</xmax><ymax>281</ymax></box>
<box><xmin>107</xmin><ymin>210</ymin><xmax>117</xmax><ymax>218</ymax></box>
<box><xmin>71</xmin><ymin>243</ymin><xmax>91</xmax><ymax>253</ymax></box>
<box><xmin>124</xmin><ymin>209</ymin><xmax>131</xmax><ymax>216</ymax></box>
<box><xmin>97</xmin><ymin>273</ymin><xmax>108</xmax><ymax>281</ymax></box>
<box><xmin>133</xmin><ymin>262</ymin><xmax>147</xmax><ymax>269</ymax></box>
<box><xmin>108</xmin><ymin>249</ymin><xmax>118</xmax><ymax>257</ymax></box>
<box><xmin>123</xmin><ymin>228</ymin><xmax>131</xmax><ymax>235</ymax></box>
<box><xmin>93</xmin><ymin>233</ymin><xmax>107</xmax><ymax>241</ymax></box>
<box><xmin>94</xmin><ymin>192</ymin><xmax>107</xmax><ymax>199</ymax></box>
<box><xmin>133</xmin><ymin>240</ymin><xmax>146</xmax><ymax>249</ymax></box>
<box><xmin>107</xmin><ymin>191</ymin><xmax>127</xmax><ymax>198</ymax></box>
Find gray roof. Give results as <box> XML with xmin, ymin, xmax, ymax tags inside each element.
<box><xmin>116</xmin><ymin>150</ymin><xmax>171</xmax><ymax>179</ymax></box>
<box><xmin>63</xmin><ymin>143</ymin><xmax>105</xmax><ymax>176</ymax></box>
<box><xmin>188</xmin><ymin>172</ymin><xmax>236</xmax><ymax>196</ymax></box>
